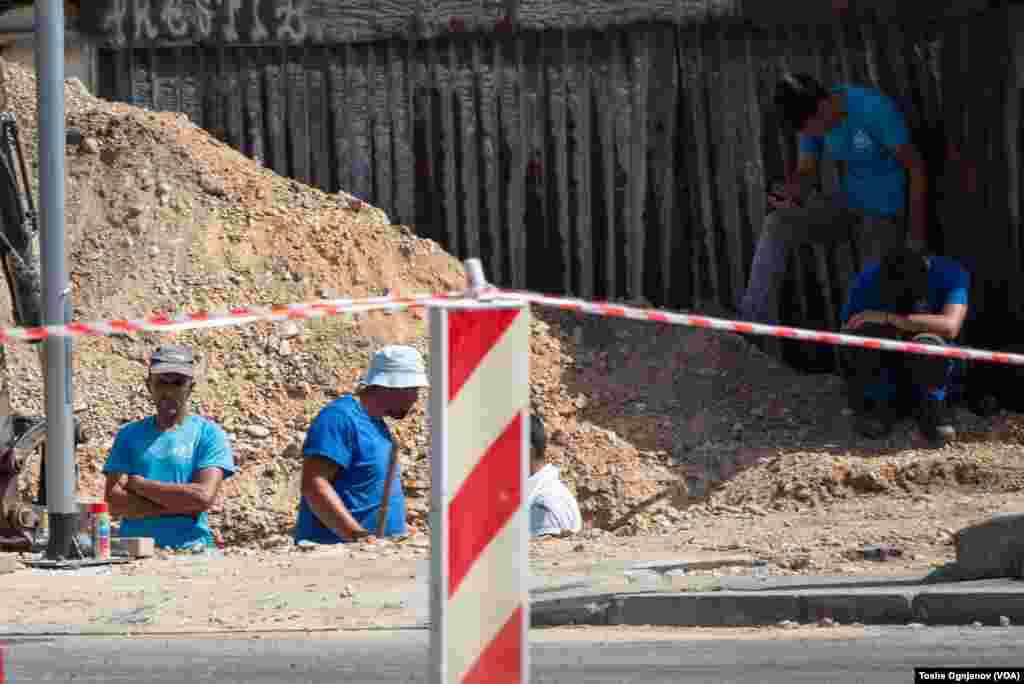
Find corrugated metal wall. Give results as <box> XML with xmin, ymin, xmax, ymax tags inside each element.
<box><xmin>96</xmin><ymin>9</ymin><xmax>1022</xmax><ymax>343</ymax></box>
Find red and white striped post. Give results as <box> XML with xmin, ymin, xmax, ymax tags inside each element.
<box><xmin>428</xmin><ymin>270</ymin><xmax>530</xmax><ymax>683</ymax></box>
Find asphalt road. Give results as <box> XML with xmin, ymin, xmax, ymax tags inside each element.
<box><xmin>3</xmin><ymin>626</ymin><xmax>1022</xmax><ymax>683</ymax></box>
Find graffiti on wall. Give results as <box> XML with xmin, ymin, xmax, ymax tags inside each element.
<box><xmin>85</xmin><ymin>0</ymin><xmax>327</xmax><ymax>46</ymax></box>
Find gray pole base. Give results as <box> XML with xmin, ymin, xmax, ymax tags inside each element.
<box><xmin>44</xmin><ymin>512</ymin><xmax>83</xmax><ymax>560</ymax></box>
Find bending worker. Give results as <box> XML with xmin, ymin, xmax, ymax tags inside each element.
<box><xmin>841</xmin><ymin>247</ymin><xmax>969</xmax><ymax>444</ymax></box>
<box><xmin>294</xmin><ymin>345</ymin><xmax>427</xmax><ymax>544</ymax></box>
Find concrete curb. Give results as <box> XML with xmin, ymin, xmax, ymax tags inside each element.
<box><xmin>531</xmin><ymin>583</ymin><xmax>1024</xmax><ymax>627</ymax></box>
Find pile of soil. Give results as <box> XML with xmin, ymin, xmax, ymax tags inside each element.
<box><xmin>1</xmin><ymin>61</ymin><xmax>1020</xmax><ymax>548</ymax></box>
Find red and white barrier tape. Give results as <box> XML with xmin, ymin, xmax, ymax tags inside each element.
<box><xmin>493</xmin><ymin>289</ymin><xmax>1024</xmax><ymax>367</ymax></box>
<box><xmin>0</xmin><ymin>291</ymin><xmax>465</xmax><ymax>344</ymax></box>
<box><xmin>0</xmin><ymin>278</ymin><xmax>1020</xmax><ymax>367</ymax></box>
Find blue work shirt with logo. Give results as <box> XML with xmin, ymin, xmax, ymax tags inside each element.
<box><xmin>841</xmin><ymin>256</ymin><xmax>970</xmax><ymax>324</ymax></box>
<box><xmin>102</xmin><ymin>415</ymin><xmax>235</xmax><ymax>549</ymax></box>
<box><xmin>293</xmin><ymin>395</ymin><xmax>406</xmax><ymax>544</ymax></box>
<box><xmin>799</xmin><ymin>85</ymin><xmax>910</xmax><ymax>217</ymax></box>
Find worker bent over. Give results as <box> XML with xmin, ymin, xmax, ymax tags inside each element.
<box><xmin>294</xmin><ymin>345</ymin><xmax>427</xmax><ymax>544</ymax></box>
<box><xmin>841</xmin><ymin>247</ymin><xmax>970</xmax><ymax>443</ymax></box>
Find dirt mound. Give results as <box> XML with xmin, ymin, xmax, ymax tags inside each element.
<box><xmin>709</xmin><ymin>448</ymin><xmax>1024</xmax><ymax>513</ymax></box>
<box><xmin>3</xmin><ymin>63</ymin><xmax>462</xmax><ymax>545</ymax></box>
<box><xmin>1</xmin><ymin>61</ymin><xmax>1019</xmax><ymax>548</ymax></box>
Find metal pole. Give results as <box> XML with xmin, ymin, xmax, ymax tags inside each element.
<box><xmin>37</xmin><ymin>0</ymin><xmax>78</xmax><ymax>559</ymax></box>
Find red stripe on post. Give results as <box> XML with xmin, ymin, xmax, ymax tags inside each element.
<box><xmin>448</xmin><ymin>413</ymin><xmax>522</xmax><ymax>596</ymax></box>
<box><xmin>109</xmin><ymin>320</ymin><xmax>139</xmax><ymax>332</ymax></box>
<box><xmin>448</xmin><ymin>309</ymin><xmax>521</xmax><ymax>401</ymax></box>
<box><xmin>461</xmin><ymin>606</ymin><xmax>523</xmax><ymax>684</ymax></box>
<box><xmin>66</xmin><ymin>322</ymin><xmax>93</xmax><ymax>335</ymax></box>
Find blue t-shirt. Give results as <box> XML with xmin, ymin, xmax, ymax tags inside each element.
<box><xmin>294</xmin><ymin>395</ymin><xmax>406</xmax><ymax>543</ymax></box>
<box><xmin>799</xmin><ymin>85</ymin><xmax>909</xmax><ymax>217</ymax></box>
<box><xmin>102</xmin><ymin>415</ymin><xmax>235</xmax><ymax>550</ymax></box>
<box><xmin>842</xmin><ymin>256</ymin><xmax>970</xmax><ymax>325</ymax></box>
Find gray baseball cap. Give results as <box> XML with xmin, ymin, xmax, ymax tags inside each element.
<box><xmin>359</xmin><ymin>345</ymin><xmax>428</xmax><ymax>389</ymax></box>
<box><xmin>150</xmin><ymin>344</ymin><xmax>196</xmax><ymax>377</ymax></box>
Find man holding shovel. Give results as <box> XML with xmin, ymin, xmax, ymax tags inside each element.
<box><xmin>294</xmin><ymin>345</ymin><xmax>427</xmax><ymax>544</ymax></box>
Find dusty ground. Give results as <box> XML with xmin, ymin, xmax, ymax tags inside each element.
<box><xmin>9</xmin><ymin>475</ymin><xmax>1022</xmax><ymax>636</ymax></box>
<box><xmin>0</xmin><ymin>505</ymin><xmax>1002</xmax><ymax>635</ymax></box>
<box><xmin>0</xmin><ymin>60</ymin><xmax>1019</xmax><ymax>573</ymax></box>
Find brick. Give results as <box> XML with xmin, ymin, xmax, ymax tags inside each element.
<box><xmin>111</xmin><ymin>537</ymin><xmax>154</xmax><ymax>558</ymax></box>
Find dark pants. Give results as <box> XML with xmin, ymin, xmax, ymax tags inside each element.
<box><xmin>841</xmin><ymin>323</ymin><xmax>954</xmax><ymax>411</ymax></box>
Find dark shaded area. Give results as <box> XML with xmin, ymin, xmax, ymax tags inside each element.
<box><xmin>92</xmin><ymin>8</ymin><xmax>1024</xmax><ymax>401</ymax></box>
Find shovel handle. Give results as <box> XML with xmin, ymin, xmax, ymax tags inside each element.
<box><xmin>376</xmin><ymin>442</ymin><xmax>400</xmax><ymax>538</ymax></box>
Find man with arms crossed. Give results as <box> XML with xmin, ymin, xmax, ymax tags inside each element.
<box><xmin>104</xmin><ymin>345</ymin><xmax>235</xmax><ymax>549</ymax></box>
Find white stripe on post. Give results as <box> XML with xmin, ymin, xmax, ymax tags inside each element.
<box><xmin>429</xmin><ymin>302</ymin><xmax>530</xmax><ymax>684</ymax></box>
<box><xmin>444</xmin><ymin>309</ymin><xmax>531</xmax><ymax>495</ymax></box>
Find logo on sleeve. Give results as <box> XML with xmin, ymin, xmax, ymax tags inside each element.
<box><xmin>852</xmin><ymin>130</ymin><xmax>873</xmax><ymax>151</ymax></box>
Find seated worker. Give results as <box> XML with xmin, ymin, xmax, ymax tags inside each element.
<box><xmin>527</xmin><ymin>415</ymin><xmax>582</xmax><ymax>537</ymax></box>
<box><xmin>294</xmin><ymin>345</ymin><xmax>427</xmax><ymax>544</ymax></box>
<box><xmin>841</xmin><ymin>247</ymin><xmax>969</xmax><ymax>443</ymax></box>
<box><xmin>103</xmin><ymin>345</ymin><xmax>236</xmax><ymax>550</ymax></box>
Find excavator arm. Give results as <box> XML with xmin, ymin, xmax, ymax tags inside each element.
<box><xmin>0</xmin><ymin>105</ymin><xmax>48</xmax><ymax>551</ymax></box>
<box><xmin>0</xmin><ymin>55</ymin><xmax>84</xmax><ymax>551</ymax></box>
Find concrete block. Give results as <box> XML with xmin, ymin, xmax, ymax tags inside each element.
<box><xmin>529</xmin><ymin>596</ymin><xmax>613</xmax><ymax>627</ymax></box>
<box><xmin>801</xmin><ymin>593</ymin><xmax>913</xmax><ymax>625</ymax></box>
<box><xmin>111</xmin><ymin>537</ymin><xmax>154</xmax><ymax>558</ymax></box>
<box><xmin>913</xmin><ymin>593</ymin><xmax>1024</xmax><ymax>625</ymax></box>
<box><xmin>608</xmin><ymin>593</ymin><xmax>801</xmax><ymax>627</ymax></box>
<box><xmin>0</xmin><ymin>553</ymin><xmax>23</xmax><ymax>574</ymax></box>
<box><xmin>955</xmin><ymin>513</ymin><xmax>1024</xmax><ymax>579</ymax></box>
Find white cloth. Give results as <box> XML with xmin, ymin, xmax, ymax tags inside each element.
<box><xmin>526</xmin><ymin>464</ymin><xmax>582</xmax><ymax>537</ymax></box>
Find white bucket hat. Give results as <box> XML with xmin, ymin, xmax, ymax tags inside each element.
<box><xmin>359</xmin><ymin>345</ymin><xmax>429</xmax><ymax>389</ymax></box>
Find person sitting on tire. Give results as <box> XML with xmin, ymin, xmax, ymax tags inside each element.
<box><xmin>841</xmin><ymin>247</ymin><xmax>970</xmax><ymax>443</ymax></box>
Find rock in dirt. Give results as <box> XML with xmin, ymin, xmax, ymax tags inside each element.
<box><xmin>79</xmin><ymin>136</ymin><xmax>100</xmax><ymax>155</ymax></box>
<box><xmin>200</xmin><ymin>175</ymin><xmax>228</xmax><ymax>197</ymax></box>
<box><xmin>246</xmin><ymin>425</ymin><xmax>271</xmax><ymax>439</ymax></box>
